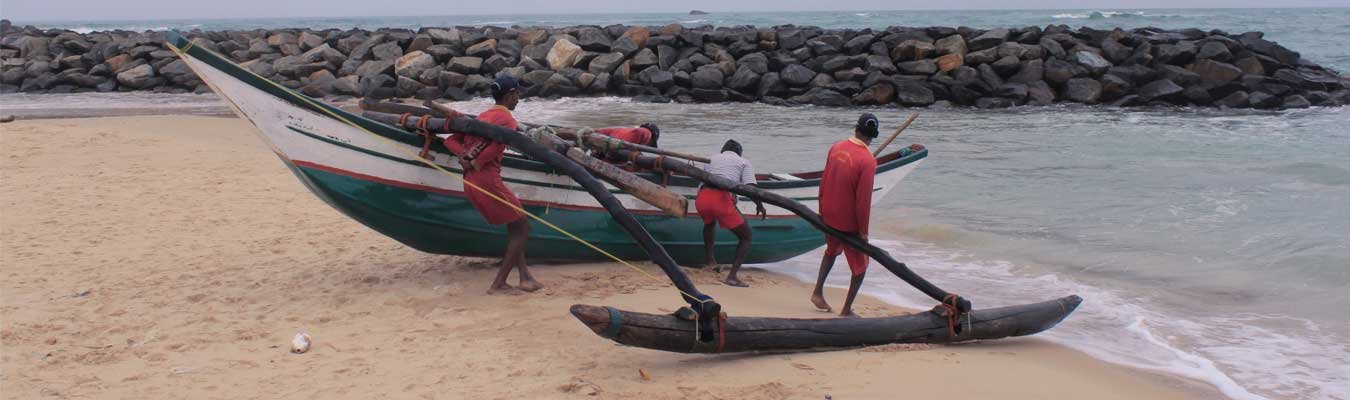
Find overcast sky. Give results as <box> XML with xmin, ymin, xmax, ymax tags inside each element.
<box><xmin>4</xmin><ymin>0</ymin><xmax>1348</xmax><ymax>22</ymax></box>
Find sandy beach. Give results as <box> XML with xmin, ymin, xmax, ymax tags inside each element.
<box><xmin>1</xmin><ymin>115</ymin><xmax>1217</xmax><ymax>399</ymax></box>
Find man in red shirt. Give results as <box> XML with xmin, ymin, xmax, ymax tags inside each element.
<box><xmin>595</xmin><ymin>123</ymin><xmax>660</xmax><ymax>147</ymax></box>
<box><xmin>810</xmin><ymin>113</ymin><xmax>880</xmax><ymax>317</ymax></box>
<box><xmin>443</xmin><ymin>76</ymin><xmax>542</xmax><ymax>294</ymax></box>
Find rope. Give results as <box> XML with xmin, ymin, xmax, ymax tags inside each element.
<box><xmin>941</xmin><ymin>294</ymin><xmax>963</xmax><ymax>339</ymax></box>
<box><xmin>164</xmin><ymin>39</ymin><xmax>710</xmax><ymax>305</ymax></box>
<box><xmin>416</xmin><ymin>115</ymin><xmax>433</xmax><ymax>159</ymax></box>
<box><xmin>602</xmin><ymin>306</ymin><xmax>623</xmax><ymax>339</ymax></box>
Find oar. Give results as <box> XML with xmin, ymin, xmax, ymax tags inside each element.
<box><xmin>872</xmin><ymin>112</ymin><xmax>920</xmax><ymax>157</ymax></box>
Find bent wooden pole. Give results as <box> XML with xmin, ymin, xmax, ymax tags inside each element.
<box><xmin>362</xmin><ymin>111</ymin><xmax>715</xmax><ymax>314</ymax></box>
<box><xmin>570</xmin><ymin>295</ymin><xmax>1082</xmax><ymax>353</ymax></box>
<box><xmin>610</xmin><ymin>147</ymin><xmax>972</xmax><ymax>312</ymax></box>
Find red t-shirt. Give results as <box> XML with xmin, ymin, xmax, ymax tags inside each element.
<box><xmin>596</xmin><ymin>127</ymin><xmax>653</xmax><ymax>146</ymax></box>
<box><xmin>818</xmin><ymin>138</ymin><xmax>877</xmax><ymax>235</ymax></box>
<box><xmin>444</xmin><ymin>105</ymin><xmax>517</xmax><ymax>173</ymax></box>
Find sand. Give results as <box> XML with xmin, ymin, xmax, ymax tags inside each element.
<box><xmin>1</xmin><ymin>115</ymin><xmax>1216</xmax><ymax>399</ymax></box>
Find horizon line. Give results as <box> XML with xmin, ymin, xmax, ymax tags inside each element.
<box><xmin>10</xmin><ymin>6</ymin><xmax>1350</xmax><ymax>24</ymax></box>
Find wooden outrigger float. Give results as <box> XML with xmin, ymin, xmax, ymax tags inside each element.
<box><xmin>165</xmin><ymin>30</ymin><xmax>1081</xmax><ymax>353</ymax></box>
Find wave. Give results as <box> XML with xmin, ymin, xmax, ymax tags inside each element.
<box><xmin>1051</xmin><ymin>11</ymin><xmax>1188</xmax><ymax>20</ymax></box>
<box><xmin>769</xmin><ymin>238</ymin><xmax>1350</xmax><ymax>399</ymax></box>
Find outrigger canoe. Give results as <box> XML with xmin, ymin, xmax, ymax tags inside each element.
<box><xmin>165</xmin><ymin>32</ymin><xmax>926</xmax><ymax>265</ymax></box>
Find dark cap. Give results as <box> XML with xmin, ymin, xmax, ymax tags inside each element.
<box><xmin>639</xmin><ymin>122</ymin><xmax>660</xmax><ymax>145</ymax></box>
<box><xmin>491</xmin><ymin>76</ymin><xmax>519</xmax><ymax>95</ymax></box>
<box><xmin>856</xmin><ymin>113</ymin><xmax>880</xmax><ymax>137</ymax></box>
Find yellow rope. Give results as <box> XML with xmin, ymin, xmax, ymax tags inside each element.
<box><xmin>165</xmin><ymin>38</ymin><xmax>706</xmax><ymax>303</ymax></box>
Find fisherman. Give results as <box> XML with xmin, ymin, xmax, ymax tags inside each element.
<box><xmin>696</xmin><ymin>139</ymin><xmax>766</xmax><ymax>287</ymax></box>
<box><xmin>594</xmin><ymin>123</ymin><xmax>660</xmax><ymax>167</ymax></box>
<box><xmin>809</xmin><ymin>113</ymin><xmax>880</xmax><ymax>317</ymax></box>
<box><xmin>442</xmin><ymin>76</ymin><xmax>543</xmax><ymax>294</ymax></box>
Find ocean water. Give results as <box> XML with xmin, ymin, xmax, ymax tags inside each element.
<box><xmin>7</xmin><ymin>8</ymin><xmax>1350</xmax><ymax>400</ymax></box>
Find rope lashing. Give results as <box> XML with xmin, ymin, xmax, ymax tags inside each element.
<box><xmin>602</xmin><ymin>306</ymin><xmax>623</xmax><ymax>339</ymax></box>
<box><xmin>941</xmin><ymin>294</ymin><xmax>964</xmax><ymax>339</ymax></box>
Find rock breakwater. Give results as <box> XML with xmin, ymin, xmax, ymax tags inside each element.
<box><xmin>2</xmin><ymin>19</ymin><xmax>1346</xmax><ymax>109</ymax></box>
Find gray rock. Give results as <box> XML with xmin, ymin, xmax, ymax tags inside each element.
<box><xmin>395</xmin><ymin>51</ymin><xmax>435</xmax><ymax>79</ymax></box>
<box><xmin>998</xmin><ymin>42</ymin><xmax>1040</xmax><ymax>60</ymax></box>
<box><xmin>1063</xmin><ymin>77</ymin><xmax>1102</xmax><ymax>104</ymax></box>
<box><xmin>690</xmin><ymin>88</ymin><xmax>728</xmax><ymax>102</ymax></box>
<box><xmin>934</xmin><ymin>34</ymin><xmax>967</xmax><ymax>56</ymax></box>
<box><xmin>852</xmin><ymin>82</ymin><xmax>895</xmax><ymax>105</ymax></box>
<box><xmin>1040</xmin><ymin>37</ymin><xmax>1066</xmax><ymax>59</ymax></box>
<box><xmin>1100</xmin><ymin>74</ymin><xmax>1131</xmax><ymax>102</ymax></box>
<box><xmin>780</xmin><ymin>64</ymin><xmax>816</xmax><ymax>86</ymax></box>
<box><xmin>821</xmin><ymin>55</ymin><xmax>865</xmax><ymax>72</ymax></box>
<box><xmin>975</xmin><ymin>97</ymin><xmax>1016</xmax><ymax>109</ymax></box>
<box><xmin>738</xmin><ymin>52</ymin><xmax>769</xmax><ymax>74</ymax></box>
<box><xmin>1073</xmin><ymin>51</ymin><xmax>1113</xmax><ymax>75</ymax></box>
<box><xmin>1008</xmin><ymin>59</ymin><xmax>1044</xmax><ymax>84</ymax></box>
<box><xmin>756</xmin><ymin>72</ymin><xmax>785</xmax><ymax>97</ymax></box>
<box><xmin>1043</xmin><ymin>59</ymin><xmax>1083</xmax><ymax>84</ymax></box>
<box><xmin>1026</xmin><ymin>80</ymin><xmax>1055</xmax><ymax>105</ymax></box>
<box><xmin>588</xmin><ymin>52</ymin><xmax>625</xmax><ymax>74</ymax></box>
<box><xmin>690</xmin><ymin>65</ymin><xmax>724</xmax><ymax>89</ymax></box>
<box><xmin>465</xmin><ymin>38</ymin><xmax>497</xmax><ymax>58</ymax></box>
<box><xmin>834</xmin><ymin>67</ymin><xmax>867</xmax><ymax>82</ymax></box>
<box><xmin>483</xmin><ymin>54</ymin><xmax>512</xmax><ymax>73</ymax></box>
<box><xmin>992</xmin><ymin>56</ymin><xmax>1021</xmax><ymax>77</ymax></box>
<box><xmin>1155</xmin><ymin>42</ymin><xmax>1196</xmax><ymax>66</ymax></box>
<box><xmin>1106</xmin><ymin>65</ymin><xmax>1158</xmax><ymax>85</ymax></box>
<box><xmin>1157</xmin><ymin>65</ymin><xmax>1201</xmax><ymax>86</ymax></box>
<box><xmin>891</xmin><ymin>39</ymin><xmax>935</xmax><ymax>62</ymax></box>
<box><xmin>546</xmin><ymin>39</ymin><xmax>583</xmax><ymax>71</ymax></box>
<box><xmin>1100</xmin><ymin>40</ymin><xmax>1132</xmax><ymax>64</ymax></box>
<box><xmin>631</xmin><ymin>48</ymin><xmax>658</xmax><ymax>70</ymax></box>
<box><xmin>843</xmin><ymin>34</ymin><xmax>874</xmax><ymax>54</ymax></box>
<box><xmin>1182</xmin><ymin>85</ymin><xmax>1212</xmax><ymax>105</ymax></box>
<box><xmin>894</xmin><ymin>80</ymin><xmax>936</xmax><ymax>106</ymax></box>
<box><xmin>790</xmin><ymin>87</ymin><xmax>850</xmax><ymax>106</ymax></box>
<box><xmin>577</xmin><ymin>29</ymin><xmax>612</xmax><ymax>52</ymax></box>
<box><xmin>969</xmin><ymin>28</ymin><xmax>1009</xmax><ymax>51</ymax></box>
<box><xmin>978</xmin><ymin>64</ymin><xmax>1004</xmax><ymax>88</ymax></box>
<box><xmin>864</xmin><ymin>54</ymin><xmax>897</xmax><ymax>74</ymax></box>
<box><xmin>1281</xmin><ymin>94</ymin><xmax>1311</xmax><ymax>109</ymax></box>
<box><xmin>638</xmin><ymin>67</ymin><xmax>675</xmax><ymax>90</ymax></box>
<box><xmin>897</xmin><ymin>59</ymin><xmax>937</xmax><ymax>75</ymax></box>
<box><xmin>332</xmin><ymin>75</ymin><xmax>362</xmax><ymax>96</ymax></box>
<box><xmin>1237</xmin><ymin>32</ymin><xmax>1300</xmax><ymax>65</ymax></box>
<box><xmin>807</xmin><ymin>34</ymin><xmax>843</xmax><ymax>56</ymax></box>
<box><xmin>966</xmin><ymin>47</ymin><xmax>999</xmax><ymax>65</ymax></box>
<box><xmin>726</xmin><ymin>66</ymin><xmax>760</xmax><ymax>90</ymax></box>
<box><xmin>1249</xmin><ymin>91</ymin><xmax>1280</xmax><ymax>109</ymax></box>
<box><xmin>656</xmin><ymin>45</ymin><xmax>679</xmax><ymax>70</ymax></box>
<box><xmin>1273</xmin><ymin>68</ymin><xmax>1341</xmax><ymax>91</ymax></box>
<box><xmin>1213</xmin><ymin>90</ymin><xmax>1249</xmax><ymax>108</ymax></box>
<box><xmin>447</xmin><ymin>57</ymin><xmax>482</xmax><ymax>74</ymax></box>
<box><xmin>995</xmin><ymin>82</ymin><xmax>1028</xmax><ymax>100</ymax></box>
<box><xmin>1138</xmin><ymin>79</ymin><xmax>1185</xmax><ymax>102</ymax></box>
<box><xmin>115</xmin><ymin>64</ymin><xmax>157</xmax><ymax>89</ymax></box>
<box><xmin>1188</xmin><ymin>59</ymin><xmax>1242</xmax><ymax>82</ymax></box>
<box><xmin>1233</xmin><ymin>56</ymin><xmax>1265</xmax><ymax>76</ymax></box>
<box><xmin>1196</xmin><ymin>41</ymin><xmax>1231</xmax><ymax>62</ymax></box>
<box><xmin>372</xmin><ymin>42</ymin><xmax>403</xmax><ymax>61</ymax></box>
<box><xmin>522</xmin><ymin>69</ymin><xmax>554</xmax><ymax>86</ymax></box>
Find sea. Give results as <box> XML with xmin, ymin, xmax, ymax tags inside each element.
<box><xmin>4</xmin><ymin>8</ymin><xmax>1348</xmax><ymax>400</ymax></box>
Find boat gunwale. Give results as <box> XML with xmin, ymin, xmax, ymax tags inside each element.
<box><xmin>165</xmin><ymin>30</ymin><xmax>928</xmax><ymax>192</ymax></box>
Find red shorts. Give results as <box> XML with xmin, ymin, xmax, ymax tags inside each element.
<box><xmin>463</xmin><ymin>171</ymin><xmax>524</xmax><ymax>225</ymax></box>
<box><xmin>824</xmin><ymin>234</ymin><xmax>869</xmax><ymax>276</ymax></box>
<box><xmin>694</xmin><ymin>188</ymin><xmax>744</xmax><ymax>229</ymax></box>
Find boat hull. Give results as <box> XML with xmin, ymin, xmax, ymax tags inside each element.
<box><xmin>167</xmin><ymin>32</ymin><xmax>926</xmax><ymax>265</ymax></box>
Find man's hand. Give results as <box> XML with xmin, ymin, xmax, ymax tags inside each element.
<box><xmin>458</xmin><ymin>158</ymin><xmax>475</xmax><ymax>172</ymax></box>
<box><xmin>755</xmin><ymin>202</ymin><xmax>768</xmax><ymax>220</ymax></box>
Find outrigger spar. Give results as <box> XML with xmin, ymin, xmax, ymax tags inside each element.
<box><xmin>164</xmin><ymin>30</ymin><xmax>1081</xmax><ymax>353</ymax></box>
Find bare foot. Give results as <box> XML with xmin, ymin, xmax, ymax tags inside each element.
<box><xmin>517</xmin><ymin>278</ymin><xmax>544</xmax><ymax>293</ymax></box>
<box><xmin>839</xmin><ymin>310</ymin><xmax>861</xmax><ymax>318</ymax></box>
<box><xmin>810</xmin><ymin>293</ymin><xmax>832</xmax><ymax>312</ymax></box>
<box><xmin>722</xmin><ymin>276</ymin><xmax>749</xmax><ymax>287</ymax></box>
<box><xmin>486</xmin><ymin>282</ymin><xmax>514</xmax><ymax>295</ymax></box>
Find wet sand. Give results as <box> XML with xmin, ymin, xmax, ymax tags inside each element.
<box><xmin>1</xmin><ymin>115</ymin><xmax>1217</xmax><ymax>399</ymax></box>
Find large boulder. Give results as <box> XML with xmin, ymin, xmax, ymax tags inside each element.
<box><xmin>738</xmin><ymin>52</ymin><xmax>769</xmax><ymax>74</ymax></box>
<box><xmin>1043</xmin><ymin>59</ymin><xmax>1083</xmax><ymax>84</ymax></box>
<box><xmin>1213</xmin><ymin>90</ymin><xmax>1250</xmax><ymax>108</ymax></box>
<box><xmin>1281</xmin><ymin>94</ymin><xmax>1311</xmax><ymax>109</ymax></box>
<box><xmin>843</xmin><ymin>34</ymin><xmax>874</xmax><ymax>55</ymax></box>
<box><xmin>394</xmin><ymin>51</ymin><xmax>435</xmax><ymax>79</ymax></box>
<box><xmin>546</xmin><ymin>39</ymin><xmax>583</xmax><ymax>71</ymax></box>
<box><xmin>1237</xmin><ymin>32</ymin><xmax>1300</xmax><ymax>65</ymax></box>
<box><xmin>780</xmin><ymin>64</ymin><xmax>816</xmax><ymax>87</ymax></box>
<box><xmin>638</xmin><ymin>67</ymin><xmax>675</xmax><ymax>90</ymax></box>
<box><xmin>577</xmin><ymin>29</ymin><xmax>613</xmax><ymax>52</ymax></box>
<box><xmin>807</xmin><ymin>35</ymin><xmax>844</xmax><ymax>56</ymax></box>
<box><xmin>964</xmin><ymin>47</ymin><xmax>999</xmax><ymax>66</ymax></box>
<box><xmin>1138</xmin><ymin>79</ymin><xmax>1185</xmax><ymax>102</ymax></box>
<box><xmin>936</xmin><ymin>53</ymin><xmax>964</xmax><ymax>72</ymax></box>
<box><xmin>447</xmin><ymin>56</ymin><xmax>483</xmax><ymax>74</ymax></box>
<box><xmin>725</xmin><ymin>66</ymin><xmax>760</xmax><ymax>90</ymax></box>
<box><xmin>1106</xmin><ymin>64</ymin><xmax>1158</xmax><ymax>85</ymax></box>
<box><xmin>934</xmin><ymin>34</ymin><xmax>968</xmax><ymax>56</ymax></box>
<box><xmin>1196</xmin><ymin>41</ymin><xmax>1232</xmax><ymax>62</ymax></box>
<box><xmin>789</xmin><ymin>87</ymin><xmax>850</xmax><ymax>106</ymax></box>
<box><xmin>1100</xmin><ymin>40</ymin><xmax>1132</xmax><ymax>64</ymax></box>
<box><xmin>631</xmin><ymin>48</ymin><xmax>658</xmax><ymax>70</ymax></box>
<box><xmin>969</xmin><ymin>28</ymin><xmax>1009</xmax><ymax>51</ymax></box>
<box><xmin>115</xmin><ymin>64</ymin><xmax>157</xmax><ymax>89</ymax></box>
<box><xmin>897</xmin><ymin>59</ymin><xmax>937</xmax><ymax>75</ymax></box>
<box><xmin>1155</xmin><ymin>42</ymin><xmax>1196</xmax><ymax>66</ymax></box>
<box><xmin>1026</xmin><ymin>80</ymin><xmax>1056</xmax><ymax>105</ymax></box>
<box><xmin>1157</xmin><ymin>65</ymin><xmax>1201</xmax><ymax>87</ymax></box>
<box><xmin>1063</xmin><ymin>77</ymin><xmax>1102</xmax><ymax>104</ymax></box>
<box><xmin>894</xmin><ymin>80</ymin><xmax>936</xmax><ymax>106</ymax></box>
<box><xmin>1233</xmin><ymin>56</ymin><xmax>1265</xmax><ymax>76</ymax></box>
<box><xmin>992</xmin><ymin>56</ymin><xmax>1021</xmax><ymax>77</ymax></box>
<box><xmin>1273</xmin><ymin>68</ymin><xmax>1342</xmax><ymax>91</ymax></box>
<box><xmin>891</xmin><ymin>39</ymin><xmax>934</xmax><ymax>62</ymax></box>
<box><xmin>466</xmin><ymin>38</ymin><xmax>497</xmax><ymax>58</ymax></box>
<box><xmin>1188</xmin><ymin>59</ymin><xmax>1242</xmax><ymax>83</ymax></box>
<box><xmin>425</xmin><ymin>28</ymin><xmax>462</xmax><ymax>46</ymax></box>
<box><xmin>834</xmin><ymin>67</ymin><xmax>867</xmax><ymax>82</ymax></box>
<box><xmin>690</xmin><ymin>65</ymin><xmax>725</xmax><ymax>89</ymax></box>
<box><xmin>1073</xmin><ymin>51</ymin><xmax>1113</xmax><ymax>76</ymax></box>
<box><xmin>1008</xmin><ymin>59</ymin><xmax>1044</xmax><ymax>84</ymax></box>
<box><xmin>1100</xmin><ymin>74</ymin><xmax>1131</xmax><ymax>102</ymax></box>
<box><xmin>372</xmin><ymin>41</ymin><xmax>403</xmax><ymax>61</ymax></box>
<box><xmin>852</xmin><ymin>82</ymin><xmax>896</xmax><ymax>105</ymax></box>
<box><xmin>588</xmin><ymin>52</ymin><xmax>625</xmax><ymax>74</ymax></box>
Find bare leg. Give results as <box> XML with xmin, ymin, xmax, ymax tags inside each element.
<box><xmin>839</xmin><ymin>273</ymin><xmax>865</xmax><ymax>318</ymax></box>
<box><xmin>722</xmin><ymin>224</ymin><xmax>752</xmax><ymax>287</ymax></box>
<box><xmin>702</xmin><ymin>223</ymin><xmax>718</xmax><ymax>271</ymax></box>
<box><xmin>810</xmin><ymin>254</ymin><xmax>837</xmax><ymax>311</ymax></box>
<box><xmin>506</xmin><ymin>219</ymin><xmax>542</xmax><ymax>292</ymax></box>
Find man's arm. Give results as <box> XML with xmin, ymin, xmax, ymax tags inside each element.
<box><xmin>471</xmin><ymin>142</ymin><xmax>506</xmax><ymax>170</ymax></box>
<box><xmin>742</xmin><ymin>158</ymin><xmax>767</xmax><ymax>219</ymax></box>
<box><xmin>443</xmin><ymin>134</ymin><xmax>469</xmax><ymax>156</ymax></box>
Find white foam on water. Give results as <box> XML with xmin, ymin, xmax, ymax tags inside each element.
<box><xmin>766</xmin><ymin>238</ymin><xmax>1349</xmax><ymax>400</ymax></box>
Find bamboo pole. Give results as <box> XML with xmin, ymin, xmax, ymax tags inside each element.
<box><xmin>872</xmin><ymin>112</ymin><xmax>920</xmax><ymax>157</ymax></box>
